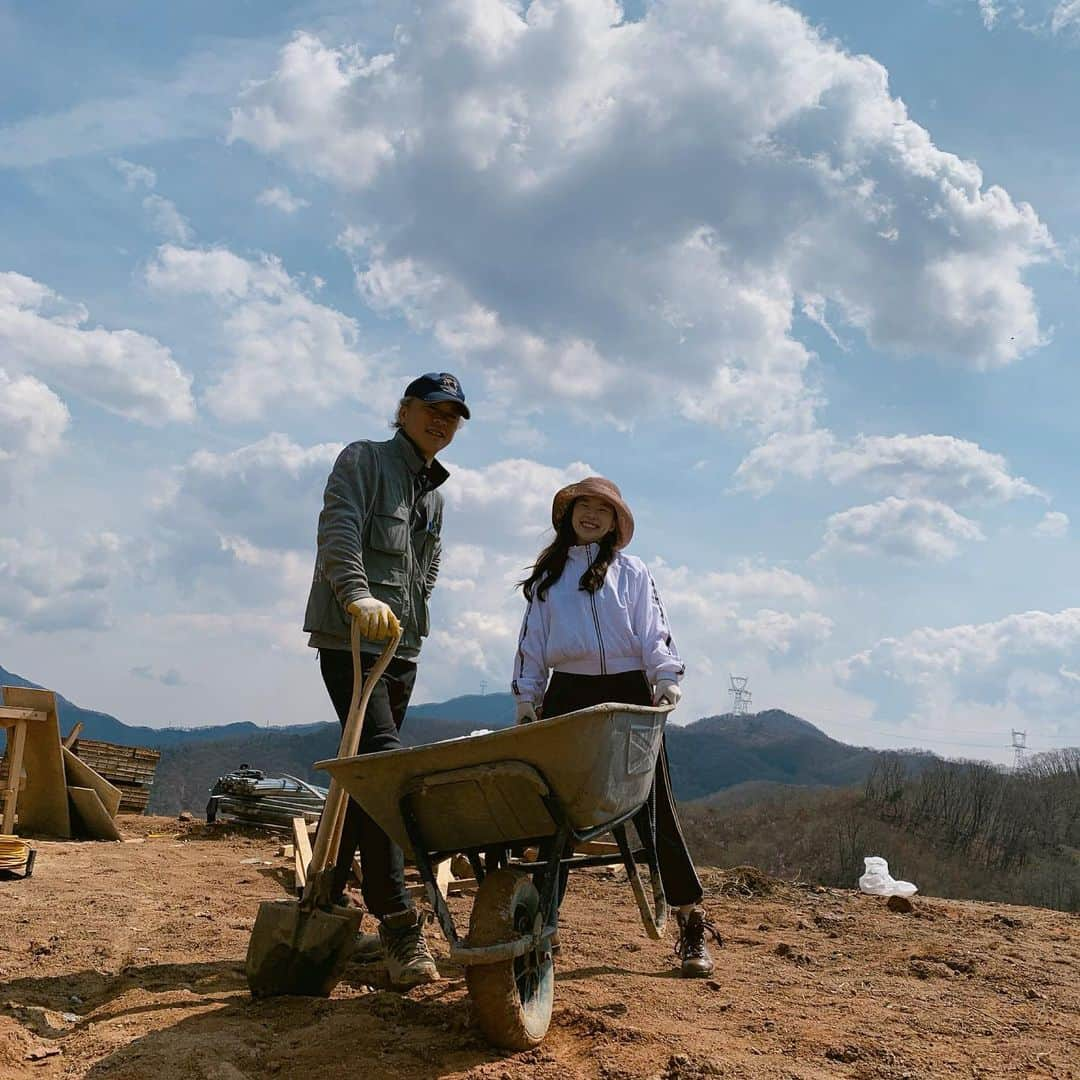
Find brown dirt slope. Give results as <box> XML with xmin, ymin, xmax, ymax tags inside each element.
<box><xmin>0</xmin><ymin>817</ymin><xmax>1077</xmax><ymax>1079</ymax></box>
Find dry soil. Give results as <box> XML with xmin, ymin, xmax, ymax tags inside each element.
<box><xmin>0</xmin><ymin>816</ymin><xmax>1077</xmax><ymax>1079</ymax></box>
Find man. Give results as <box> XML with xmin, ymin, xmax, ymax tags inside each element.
<box><xmin>304</xmin><ymin>371</ymin><xmax>469</xmax><ymax>987</ymax></box>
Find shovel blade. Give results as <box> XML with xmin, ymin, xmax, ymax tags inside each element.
<box><xmin>245</xmin><ymin>898</ymin><xmax>364</xmax><ymax>998</ymax></box>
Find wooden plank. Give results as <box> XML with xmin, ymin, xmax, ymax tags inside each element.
<box><xmin>62</xmin><ymin>747</ymin><xmax>121</xmax><ymax>818</ymax></box>
<box><xmin>61</xmin><ymin>721</ymin><xmax>83</xmax><ymax>749</ymax></box>
<box><xmin>2</xmin><ymin>718</ymin><xmax>27</xmax><ymax>834</ymax></box>
<box><xmin>1</xmin><ymin>687</ymin><xmax>70</xmax><ymax>838</ymax></box>
<box><xmin>0</xmin><ymin>708</ymin><xmax>48</xmax><ymax>724</ymax></box>
<box><xmin>292</xmin><ymin>816</ymin><xmax>313</xmax><ymax>889</ymax></box>
<box><xmin>575</xmin><ymin>839</ymin><xmax>620</xmax><ymax>856</ymax></box>
<box><xmin>68</xmin><ymin>786</ymin><xmax>122</xmax><ymax>841</ymax></box>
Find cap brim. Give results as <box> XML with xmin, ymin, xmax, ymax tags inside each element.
<box><xmin>419</xmin><ymin>391</ymin><xmax>470</xmax><ymax>419</ymax></box>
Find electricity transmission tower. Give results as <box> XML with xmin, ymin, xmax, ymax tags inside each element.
<box><xmin>1010</xmin><ymin>729</ymin><xmax>1027</xmax><ymax>770</ymax></box>
<box><xmin>729</xmin><ymin>675</ymin><xmax>752</xmax><ymax>716</ymax></box>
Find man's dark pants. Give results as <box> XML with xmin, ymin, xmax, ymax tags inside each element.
<box><xmin>318</xmin><ymin>648</ymin><xmax>417</xmax><ymax>918</ymax></box>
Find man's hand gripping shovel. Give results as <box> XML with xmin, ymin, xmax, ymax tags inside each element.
<box><xmin>245</xmin><ymin>611</ymin><xmax>402</xmax><ymax>998</ymax></box>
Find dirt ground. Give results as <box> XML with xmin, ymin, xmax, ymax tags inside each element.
<box><xmin>0</xmin><ymin>816</ymin><xmax>1077</xmax><ymax>1080</ymax></box>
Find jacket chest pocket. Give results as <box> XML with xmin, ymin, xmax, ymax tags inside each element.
<box><xmin>367</xmin><ymin>509</ymin><xmax>409</xmax><ymax>585</ymax></box>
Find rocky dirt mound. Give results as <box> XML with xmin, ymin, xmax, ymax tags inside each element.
<box><xmin>0</xmin><ymin>817</ymin><xmax>1076</xmax><ymax>1079</ymax></box>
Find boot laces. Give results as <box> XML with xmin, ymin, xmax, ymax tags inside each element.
<box><xmin>675</xmin><ymin>910</ymin><xmax>722</xmax><ymax>961</ymax></box>
<box><xmin>384</xmin><ymin>912</ymin><xmax>433</xmax><ymax>966</ymax></box>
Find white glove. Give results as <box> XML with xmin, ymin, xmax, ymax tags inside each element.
<box><xmin>653</xmin><ymin>680</ymin><xmax>682</xmax><ymax>708</ymax></box>
<box><xmin>347</xmin><ymin>597</ymin><xmax>400</xmax><ymax>641</ymax></box>
<box><xmin>515</xmin><ymin>701</ymin><xmax>539</xmax><ymax>725</ymax></box>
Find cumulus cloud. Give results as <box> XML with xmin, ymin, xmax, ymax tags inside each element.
<box><xmin>736</xmin><ymin>430</ymin><xmax>1042</xmax><ymax>503</ymax></box>
<box><xmin>840</xmin><ymin>607</ymin><xmax>1080</xmax><ymax>738</ymax></box>
<box><xmin>1033</xmin><ymin>510</ymin><xmax>1069</xmax><ymax>538</ymax></box>
<box><xmin>145</xmin><ymin>245</ymin><xmax>390</xmax><ymax>421</ymax></box>
<box><xmin>0</xmin><ymin>369</ymin><xmax>69</xmax><ymax>500</ymax></box>
<box><xmin>818</xmin><ymin>496</ymin><xmax>985</xmax><ymax>561</ymax></box>
<box><xmin>0</xmin><ymin>271</ymin><xmax>195</xmax><ymax>425</ymax></box>
<box><xmin>1050</xmin><ymin>0</ymin><xmax>1080</xmax><ymax>32</ymax></box>
<box><xmin>0</xmin><ymin>531</ymin><xmax>127</xmax><ymax>633</ymax></box>
<box><xmin>256</xmin><ymin>185</ymin><xmax>310</xmax><ymax>213</ymax></box>
<box><xmin>230</xmin><ymin>3</ymin><xmax>1052</xmax><ymax>435</ymax></box>
<box><xmin>651</xmin><ymin>557</ymin><xmax>832</xmax><ymax>676</ymax></box>
<box><xmin>155</xmin><ymin>433</ymin><xmax>340</xmax><ymax>588</ymax></box>
<box><xmin>112</xmin><ymin>158</ymin><xmax>193</xmax><ymax>242</ymax></box>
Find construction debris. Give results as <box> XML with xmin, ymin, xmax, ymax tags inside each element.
<box><xmin>206</xmin><ymin>767</ymin><xmax>327</xmax><ymax>830</ymax></box>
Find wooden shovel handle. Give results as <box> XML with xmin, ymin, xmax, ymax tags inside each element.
<box><xmin>305</xmin><ymin>615</ymin><xmax>401</xmax><ymax>894</ymax></box>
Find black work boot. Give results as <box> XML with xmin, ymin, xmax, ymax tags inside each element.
<box><xmin>378</xmin><ymin>908</ymin><xmax>440</xmax><ymax>988</ymax></box>
<box><xmin>675</xmin><ymin>906</ymin><xmax>721</xmax><ymax>978</ymax></box>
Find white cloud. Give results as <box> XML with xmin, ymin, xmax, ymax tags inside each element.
<box><xmin>0</xmin><ymin>531</ymin><xmax>127</xmax><ymax>633</ymax></box>
<box><xmin>650</xmin><ymin>558</ymin><xmax>832</xmax><ymax>685</ymax></box>
<box><xmin>736</xmin><ymin>430</ymin><xmax>1041</xmax><ymax>503</ymax></box>
<box><xmin>0</xmin><ymin>369</ymin><xmax>69</xmax><ymax>500</ymax></box>
<box><xmin>978</xmin><ymin>0</ymin><xmax>1001</xmax><ymax>28</ymax></box>
<box><xmin>145</xmin><ymin>245</ymin><xmax>390</xmax><ymax>422</ymax></box>
<box><xmin>441</xmin><ymin>457</ymin><xmax>593</xmax><ymax>546</ymax></box>
<box><xmin>256</xmin><ymin>185</ymin><xmax>310</xmax><ymax>214</ymax></box>
<box><xmin>0</xmin><ymin>271</ymin><xmax>195</xmax><ymax>425</ymax></box>
<box><xmin>113</xmin><ymin>158</ymin><xmax>158</xmax><ymax>190</ymax></box>
<box><xmin>1033</xmin><ymin>510</ymin><xmax>1069</xmax><ymax>538</ymax></box>
<box><xmin>969</xmin><ymin>0</ymin><xmax>1080</xmax><ymax>35</ymax></box>
<box><xmin>737</xmin><ymin>609</ymin><xmax>835</xmax><ymax>657</ymax></box>
<box><xmin>819</xmin><ymin>496</ymin><xmax>985</xmax><ymax>561</ymax></box>
<box><xmin>231</xmin><ymin>4</ymin><xmax>1052</xmax><ymax>435</ymax></box>
<box><xmin>155</xmin><ymin>434</ymin><xmax>340</xmax><ymax>590</ymax></box>
<box><xmin>840</xmin><ymin>607</ymin><xmax>1080</xmax><ymax>739</ymax></box>
<box><xmin>142</xmin><ymin>194</ymin><xmax>194</xmax><ymax>243</ymax></box>
<box><xmin>1050</xmin><ymin>0</ymin><xmax>1080</xmax><ymax>32</ymax></box>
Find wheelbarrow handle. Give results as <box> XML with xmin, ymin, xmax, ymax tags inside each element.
<box><xmin>305</xmin><ymin>615</ymin><xmax>402</xmax><ymax>906</ymax></box>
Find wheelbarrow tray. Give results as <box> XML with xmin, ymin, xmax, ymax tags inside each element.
<box><xmin>316</xmin><ymin>703</ymin><xmax>667</xmax><ymax>856</ymax></box>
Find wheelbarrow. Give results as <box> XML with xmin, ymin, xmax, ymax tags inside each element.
<box><xmin>316</xmin><ymin>701</ymin><xmax>672</xmax><ymax>1050</ymax></box>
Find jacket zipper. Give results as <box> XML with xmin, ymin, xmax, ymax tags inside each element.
<box><xmin>586</xmin><ymin>544</ymin><xmax>607</xmax><ymax>675</ymax></box>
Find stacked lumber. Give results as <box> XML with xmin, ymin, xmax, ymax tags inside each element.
<box><xmin>72</xmin><ymin>739</ymin><xmax>159</xmax><ymax>814</ymax></box>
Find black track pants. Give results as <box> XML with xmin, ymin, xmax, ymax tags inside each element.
<box><xmin>542</xmin><ymin>669</ymin><xmax>704</xmax><ymax>908</ymax></box>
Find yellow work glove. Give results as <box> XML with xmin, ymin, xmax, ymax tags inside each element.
<box><xmin>347</xmin><ymin>598</ymin><xmax>400</xmax><ymax>641</ymax></box>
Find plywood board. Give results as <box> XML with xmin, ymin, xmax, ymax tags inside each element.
<box><xmin>68</xmin><ymin>786</ymin><xmax>122</xmax><ymax>841</ymax></box>
<box><xmin>1</xmin><ymin>686</ymin><xmax>70</xmax><ymax>838</ymax></box>
<box><xmin>62</xmin><ymin>747</ymin><xmax>121</xmax><ymax>817</ymax></box>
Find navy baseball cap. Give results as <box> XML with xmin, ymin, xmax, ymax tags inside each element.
<box><xmin>404</xmin><ymin>371</ymin><xmax>470</xmax><ymax>419</ymax></box>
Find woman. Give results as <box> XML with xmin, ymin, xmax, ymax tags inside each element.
<box><xmin>511</xmin><ymin>476</ymin><xmax>719</xmax><ymax>977</ymax></box>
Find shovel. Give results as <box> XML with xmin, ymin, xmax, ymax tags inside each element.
<box><xmin>245</xmin><ymin>614</ymin><xmax>401</xmax><ymax>998</ymax></box>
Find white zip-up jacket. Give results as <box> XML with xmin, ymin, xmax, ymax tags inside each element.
<box><xmin>512</xmin><ymin>545</ymin><xmax>685</xmax><ymax>706</ymax></box>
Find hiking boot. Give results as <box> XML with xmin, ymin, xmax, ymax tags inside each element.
<box><xmin>378</xmin><ymin>908</ymin><xmax>440</xmax><ymax>988</ymax></box>
<box><xmin>353</xmin><ymin>931</ymin><xmax>383</xmax><ymax>963</ymax></box>
<box><xmin>675</xmin><ymin>906</ymin><xmax>721</xmax><ymax>978</ymax></box>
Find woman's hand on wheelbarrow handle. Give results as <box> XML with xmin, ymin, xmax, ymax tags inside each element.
<box><xmin>515</xmin><ymin>700</ymin><xmax>539</xmax><ymax>724</ymax></box>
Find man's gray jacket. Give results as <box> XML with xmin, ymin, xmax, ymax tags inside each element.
<box><xmin>304</xmin><ymin>430</ymin><xmax>447</xmax><ymax>661</ymax></box>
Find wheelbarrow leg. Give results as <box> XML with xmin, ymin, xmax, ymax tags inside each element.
<box><xmin>613</xmin><ymin>814</ymin><xmax>668</xmax><ymax>940</ymax></box>
<box><xmin>400</xmin><ymin>794</ymin><xmax>462</xmax><ymax>949</ymax></box>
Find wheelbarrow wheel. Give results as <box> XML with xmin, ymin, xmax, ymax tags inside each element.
<box><xmin>465</xmin><ymin>869</ymin><xmax>554</xmax><ymax>1050</ymax></box>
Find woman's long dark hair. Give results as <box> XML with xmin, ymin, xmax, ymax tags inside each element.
<box><xmin>520</xmin><ymin>499</ymin><xmax>617</xmax><ymax>601</ymax></box>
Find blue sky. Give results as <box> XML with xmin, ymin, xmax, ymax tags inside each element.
<box><xmin>2</xmin><ymin>0</ymin><xmax>1079</xmax><ymax>763</ymax></box>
